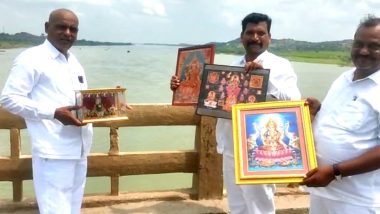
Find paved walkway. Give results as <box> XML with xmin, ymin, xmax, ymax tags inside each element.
<box><xmin>1</xmin><ymin>187</ymin><xmax>309</xmax><ymax>214</ymax></box>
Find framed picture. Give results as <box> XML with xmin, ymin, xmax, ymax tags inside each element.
<box><xmin>75</xmin><ymin>87</ymin><xmax>129</xmax><ymax>123</ymax></box>
<box><xmin>172</xmin><ymin>44</ymin><xmax>215</xmax><ymax>106</ymax></box>
<box><xmin>196</xmin><ymin>64</ymin><xmax>270</xmax><ymax>119</ymax></box>
<box><xmin>232</xmin><ymin>100</ymin><xmax>317</xmax><ymax>184</ymax></box>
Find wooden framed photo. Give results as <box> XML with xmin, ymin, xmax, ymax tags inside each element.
<box><xmin>75</xmin><ymin>87</ymin><xmax>129</xmax><ymax>123</ymax></box>
<box><xmin>172</xmin><ymin>44</ymin><xmax>215</xmax><ymax>106</ymax></box>
<box><xmin>196</xmin><ymin>64</ymin><xmax>270</xmax><ymax>119</ymax></box>
<box><xmin>232</xmin><ymin>100</ymin><xmax>317</xmax><ymax>184</ymax></box>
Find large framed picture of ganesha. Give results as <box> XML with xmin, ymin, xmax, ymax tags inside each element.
<box><xmin>232</xmin><ymin>100</ymin><xmax>317</xmax><ymax>184</ymax></box>
<box><xmin>196</xmin><ymin>64</ymin><xmax>270</xmax><ymax>119</ymax></box>
<box><xmin>172</xmin><ymin>44</ymin><xmax>215</xmax><ymax>106</ymax></box>
<box><xmin>75</xmin><ymin>87</ymin><xmax>129</xmax><ymax>123</ymax></box>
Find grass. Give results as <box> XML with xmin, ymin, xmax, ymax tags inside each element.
<box><xmin>274</xmin><ymin>50</ymin><xmax>352</xmax><ymax>66</ymax></box>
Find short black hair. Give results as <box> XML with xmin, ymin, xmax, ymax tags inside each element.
<box><xmin>358</xmin><ymin>14</ymin><xmax>380</xmax><ymax>29</ymax></box>
<box><xmin>242</xmin><ymin>12</ymin><xmax>272</xmax><ymax>33</ymax></box>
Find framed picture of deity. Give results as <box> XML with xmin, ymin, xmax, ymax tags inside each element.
<box><xmin>196</xmin><ymin>64</ymin><xmax>270</xmax><ymax>119</ymax></box>
<box><xmin>75</xmin><ymin>87</ymin><xmax>129</xmax><ymax>123</ymax></box>
<box><xmin>232</xmin><ymin>100</ymin><xmax>317</xmax><ymax>184</ymax></box>
<box><xmin>172</xmin><ymin>44</ymin><xmax>215</xmax><ymax>106</ymax></box>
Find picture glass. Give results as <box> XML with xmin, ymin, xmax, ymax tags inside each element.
<box><xmin>232</xmin><ymin>101</ymin><xmax>317</xmax><ymax>184</ymax></box>
<box><xmin>196</xmin><ymin>64</ymin><xmax>269</xmax><ymax>119</ymax></box>
<box><xmin>76</xmin><ymin>88</ymin><xmax>129</xmax><ymax>123</ymax></box>
<box><xmin>172</xmin><ymin>45</ymin><xmax>215</xmax><ymax>105</ymax></box>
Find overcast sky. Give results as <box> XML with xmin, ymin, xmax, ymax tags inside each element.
<box><xmin>1</xmin><ymin>0</ymin><xmax>380</xmax><ymax>44</ymax></box>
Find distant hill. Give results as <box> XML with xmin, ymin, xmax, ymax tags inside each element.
<box><xmin>0</xmin><ymin>32</ymin><xmax>353</xmax><ymax>65</ymax></box>
<box><xmin>213</xmin><ymin>38</ymin><xmax>352</xmax><ymax>55</ymax></box>
<box><xmin>213</xmin><ymin>38</ymin><xmax>353</xmax><ymax>65</ymax></box>
<box><xmin>0</xmin><ymin>32</ymin><xmax>132</xmax><ymax>49</ymax></box>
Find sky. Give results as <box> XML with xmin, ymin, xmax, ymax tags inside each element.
<box><xmin>1</xmin><ymin>0</ymin><xmax>380</xmax><ymax>44</ymax></box>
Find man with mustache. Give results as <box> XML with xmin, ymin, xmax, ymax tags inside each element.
<box><xmin>302</xmin><ymin>15</ymin><xmax>380</xmax><ymax>213</ymax></box>
<box><xmin>1</xmin><ymin>9</ymin><xmax>92</xmax><ymax>214</ymax></box>
<box><xmin>171</xmin><ymin>12</ymin><xmax>300</xmax><ymax>214</ymax></box>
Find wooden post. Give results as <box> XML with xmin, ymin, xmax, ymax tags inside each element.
<box><xmin>10</xmin><ymin>128</ymin><xmax>21</xmax><ymax>159</ymax></box>
<box><xmin>192</xmin><ymin>116</ymin><xmax>223</xmax><ymax>199</ymax></box>
<box><xmin>108</xmin><ymin>127</ymin><xmax>119</xmax><ymax>155</ymax></box>
<box><xmin>10</xmin><ymin>128</ymin><xmax>23</xmax><ymax>202</ymax></box>
<box><xmin>109</xmin><ymin>127</ymin><xmax>120</xmax><ymax>195</ymax></box>
<box><xmin>110</xmin><ymin>174</ymin><xmax>120</xmax><ymax>196</ymax></box>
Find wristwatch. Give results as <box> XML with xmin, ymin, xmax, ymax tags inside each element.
<box><xmin>332</xmin><ymin>163</ymin><xmax>342</xmax><ymax>180</ymax></box>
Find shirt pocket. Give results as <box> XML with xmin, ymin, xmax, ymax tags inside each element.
<box><xmin>331</xmin><ymin>101</ymin><xmax>368</xmax><ymax>131</ymax></box>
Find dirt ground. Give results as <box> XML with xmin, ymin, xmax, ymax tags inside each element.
<box><xmin>0</xmin><ymin>187</ymin><xmax>309</xmax><ymax>214</ymax></box>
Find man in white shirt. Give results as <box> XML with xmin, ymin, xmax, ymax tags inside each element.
<box><xmin>302</xmin><ymin>15</ymin><xmax>380</xmax><ymax>213</ymax></box>
<box><xmin>0</xmin><ymin>9</ymin><xmax>92</xmax><ymax>214</ymax></box>
<box><xmin>171</xmin><ymin>12</ymin><xmax>300</xmax><ymax>214</ymax></box>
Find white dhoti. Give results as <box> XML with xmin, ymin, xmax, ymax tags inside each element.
<box><xmin>223</xmin><ymin>154</ymin><xmax>276</xmax><ymax>214</ymax></box>
<box><xmin>32</xmin><ymin>156</ymin><xmax>87</xmax><ymax>214</ymax></box>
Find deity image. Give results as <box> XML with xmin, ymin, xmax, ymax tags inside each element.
<box><xmin>247</xmin><ymin>115</ymin><xmax>300</xmax><ymax>168</ymax></box>
<box><xmin>223</xmin><ymin>73</ymin><xmax>241</xmax><ymax>111</ymax></box>
<box><xmin>176</xmin><ymin>56</ymin><xmax>202</xmax><ymax>102</ymax></box>
<box><xmin>82</xmin><ymin>93</ymin><xmax>117</xmax><ymax>118</ymax></box>
<box><xmin>247</xmin><ymin>95</ymin><xmax>256</xmax><ymax>103</ymax></box>
<box><xmin>203</xmin><ymin>90</ymin><xmax>217</xmax><ymax>108</ymax></box>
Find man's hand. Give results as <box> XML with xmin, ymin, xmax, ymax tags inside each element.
<box><xmin>244</xmin><ymin>60</ymin><xmax>263</xmax><ymax>73</ymax></box>
<box><xmin>299</xmin><ymin>165</ymin><xmax>335</xmax><ymax>187</ymax></box>
<box><xmin>306</xmin><ymin>97</ymin><xmax>321</xmax><ymax>120</ymax></box>
<box><xmin>170</xmin><ymin>75</ymin><xmax>180</xmax><ymax>91</ymax></box>
<box><xmin>54</xmin><ymin>106</ymin><xmax>85</xmax><ymax>126</ymax></box>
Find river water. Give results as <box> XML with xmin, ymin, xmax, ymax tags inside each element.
<box><xmin>0</xmin><ymin>45</ymin><xmax>351</xmax><ymax>199</ymax></box>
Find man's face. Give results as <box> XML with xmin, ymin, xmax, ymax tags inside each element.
<box><xmin>45</xmin><ymin>11</ymin><xmax>78</xmax><ymax>55</ymax></box>
<box><xmin>351</xmin><ymin>25</ymin><xmax>380</xmax><ymax>75</ymax></box>
<box><xmin>240</xmin><ymin>22</ymin><xmax>271</xmax><ymax>57</ymax></box>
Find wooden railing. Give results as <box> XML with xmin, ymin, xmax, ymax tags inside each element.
<box><xmin>0</xmin><ymin>104</ymin><xmax>223</xmax><ymax>202</ymax></box>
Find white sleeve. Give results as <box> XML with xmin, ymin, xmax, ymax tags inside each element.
<box><xmin>267</xmin><ymin>59</ymin><xmax>301</xmax><ymax>101</ymax></box>
<box><xmin>0</xmin><ymin>57</ymin><xmax>55</xmax><ymax>121</ymax></box>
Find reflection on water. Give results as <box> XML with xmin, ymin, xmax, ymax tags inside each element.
<box><xmin>0</xmin><ymin>46</ymin><xmax>351</xmax><ymax>199</ymax></box>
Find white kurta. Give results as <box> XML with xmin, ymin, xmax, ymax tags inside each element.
<box><xmin>308</xmin><ymin>68</ymin><xmax>380</xmax><ymax>210</ymax></box>
<box><xmin>0</xmin><ymin>40</ymin><xmax>93</xmax><ymax>214</ymax></box>
<box><xmin>1</xmin><ymin>40</ymin><xmax>93</xmax><ymax>158</ymax></box>
<box><xmin>216</xmin><ymin>51</ymin><xmax>301</xmax><ymax>214</ymax></box>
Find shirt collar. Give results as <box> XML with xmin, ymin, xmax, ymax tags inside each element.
<box><xmin>345</xmin><ymin>67</ymin><xmax>380</xmax><ymax>85</ymax></box>
<box><xmin>368</xmin><ymin>69</ymin><xmax>380</xmax><ymax>85</ymax></box>
<box><xmin>238</xmin><ymin>50</ymin><xmax>269</xmax><ymax>65</ymax></box>
<box><xmin>43</xmin><ymin>39</ymin><xmax>71</xmax><ymax>60</ymax></box>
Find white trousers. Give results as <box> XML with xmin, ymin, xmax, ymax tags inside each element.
<box><xmin>223</xmin><ymin>154</ymin><xmax>275</xmax><ymax>214</ymax></box>
<box><xmin>32</xmin><ymin>156</ymin><xmax>87</xmax><ymax>214</ymax></box>
<box><xmin>310</xmin><ymin>194</ymin><xmax>380</xmax><ymax>214</ymax></box>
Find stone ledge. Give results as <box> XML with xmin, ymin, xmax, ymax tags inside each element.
<box><xmin>0</xmin><ymin>187</ymin><xmax>309</xmax><ymax>214</ymax></box>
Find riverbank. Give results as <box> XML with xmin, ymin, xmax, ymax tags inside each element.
<box><xmin>0</xmin><ymin>42</ymin><xmax>351</xmax><ymax>66</ymax></box>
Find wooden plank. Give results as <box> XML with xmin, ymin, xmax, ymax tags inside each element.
<box><xmin>0</xmin><ymin>151</ymin><xmax>198</xmax><ymax>180</ymax></box>
<box><xmin>93</xmin><ymin>104</ymin><xmax>200</xmax><ymax>127</ymax></box>
<box><xmin>1</xmin><ymin>105</ymin><xmax>200</xmax><ymax>129</ymax></box>
<box><xmin>0</xmin><ymin>108</ymin><xmax>26</xmax><ymax>129</ymax></box>
<box><xmin>0</xmin><ymin>156</ymin><xmax>32</xmax><ymax>180</ymax></box>
<box><xmin>87</xmin><ymin>151</ymin><xmax>199</xmax><ymax>176</ymax></box>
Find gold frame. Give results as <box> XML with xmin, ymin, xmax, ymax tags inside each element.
<box><xmin>232</xmin><ymin>100</ymin><xmax>317</xmax><ymax>184</ymax></box>
<box><xmin>75</xmin><ymin>87</ymin><xmax>129</xmax><ymax>123</ymax></box>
